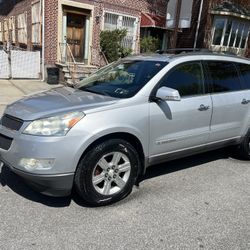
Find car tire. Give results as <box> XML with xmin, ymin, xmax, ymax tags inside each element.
<box><xmin>74</xmin><ymin>139</ymin><xmax>140</xmax><ymax>206</ymax></box>
<box><xmin>237</xmin><ymin>129</ymin><xmax>250</xmax><ymax>160</ymax></box>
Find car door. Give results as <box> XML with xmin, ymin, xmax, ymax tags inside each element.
<box><xmin>205</xmin><ymin>61</ymin><xmax>249</xmax><ymax>142</ymax></box>
<box><xmin>149</xmin><ymin>61</ymin><xmax>212</xmax><ymax>162</ymax></box>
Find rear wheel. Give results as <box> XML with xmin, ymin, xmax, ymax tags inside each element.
<box><xmin>237</xmin><ymin>130</ymin><xmax>250</xmax><ymax>160</ymax></box>
<box><xmin>74</xmin><ymin>139</ymin><xmax>140</xmax><ymax>206</ymax></box>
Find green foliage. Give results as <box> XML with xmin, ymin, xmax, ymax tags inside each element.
<box><xmin>140</xmin><ymin>36</ymin><xmax>161</xmax><ymax>53</ymax></box>
<box><xmin>100</xmin><ymin>29</ymin><xmax>132</xmax><ymax>63</ymax></box>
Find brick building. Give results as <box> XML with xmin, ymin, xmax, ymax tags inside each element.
<box><xmin>0</xmin><ymin>0</ymin><xmax>249</xmax><ymax>81</ymax></box>
<box><xmin>0</xmin><ymin>0</ymin><xmax>168</xmax><ymax>72</ymax></box>
<box><xmin>175</xmin><ymin>0</ymin><xmax>250</xmax><ymax>57</ymax></box>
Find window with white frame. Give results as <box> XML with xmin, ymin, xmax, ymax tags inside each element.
<box><xmin>3</xmin><ymin>19</ymin><xmax>9</xmax><ymax>42</ymax></box>
<box><xmin>0</xmin><ymin>22</ymin><xmax>3</xmax><ymax>42</ymax></box>
<box><xmin>32</xmin><ymin>1</ymin><xmax>41</xmax><ymax>44</ymax></box>
<box><xmin>9</xmin><ymin>16</ymin><xmax>16</xmax><ymax>43</ymax></box>
<box><xmin>17</xmin><ymin>12</ymin><xmax>27</xmax><ymax>44</ymax></box>
<box><xmin>212</xmin><ymin>16</ymin><xmax>250</xmax><ymax>50</ymax></box>
<box><xmin>104</xmin><ymin>12</ymin><xmax>137</xmax><ymax>51</ymax></box>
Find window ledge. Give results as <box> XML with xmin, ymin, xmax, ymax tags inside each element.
<box><xmin>210</xmin><ymin>10</ymin><xmax>250</xmax><ymax>21</ymax></box>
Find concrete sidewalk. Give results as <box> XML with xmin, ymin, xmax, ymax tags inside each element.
<box><xmin>0</xmin><ymin>80</ymin><xmax>61</xmax><ymax>116</ymax></box>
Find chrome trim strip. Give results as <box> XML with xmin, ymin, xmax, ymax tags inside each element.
<box><xmin>150</xmin><ymin>136</ymin><xmax>241</xmax><ymax>159</ymax></box>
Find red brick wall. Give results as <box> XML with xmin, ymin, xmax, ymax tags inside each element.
<box><xmin>44</xmin><ymin>0</ymin><xmax>58</xmax><ymax>65</ymax></box>
<box><xmin>176</xmin><ymin>0</ymin><xmax>210</xmax><ymax>49</ymax></box>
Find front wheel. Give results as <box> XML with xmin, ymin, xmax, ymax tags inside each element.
<box><xmin>74</xmin><ymin>139</ymin><xmax>140</xmax><ymax>206</ymax></box>
<box><xmin>237</xmin><ymin>130</ymin><xmax>250</xmax><ymax>160</ymax></box>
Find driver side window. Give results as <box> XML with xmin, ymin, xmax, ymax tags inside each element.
<box><xmin>158</xmin><ymin>62</ymin><xmax>204</xmax><ymax>97</ymax></box>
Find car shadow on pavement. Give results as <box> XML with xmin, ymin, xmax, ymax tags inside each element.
<box><xmin>142</xmin><ymin>147</ymin><xmax>235</xmax><ymax>182</ymax></box>
<box><xmin>0</xmin><ymin>147</ymin><xmax>241</xmax><ymax>208</ymax></box>
<box><xmin>0</xmin><ymin>165</ymin><xmax>71</xmax><ymax>207</ymax></box>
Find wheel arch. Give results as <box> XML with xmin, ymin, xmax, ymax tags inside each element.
<box><xmin>77</xmin><ymin>132</ymin><xmax>146</xmax><ymax>179</ymax></box>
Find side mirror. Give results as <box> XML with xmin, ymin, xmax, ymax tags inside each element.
<box><xmin>155</xmin><ymin>87</ymin><xmax>181</xmax><ymax>101</ymax></box>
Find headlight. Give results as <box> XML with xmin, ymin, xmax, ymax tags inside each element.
<box><xmin>23</xmin><ymin>111</ymin><xmax>85</xmax><ymax>136</ymax></box>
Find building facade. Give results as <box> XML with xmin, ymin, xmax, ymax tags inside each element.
<box><xmin>175</xmin><ymin>0</ymin><xmax>250</xmax><ymax>57</ymax></box>
<box><xmin>0</xmin><ymin>0</ymin><xmax>168</xmax><ymax>68</ymax></box>
<box><xmin>0</xmin><ymin>0</ymin><xmax>249</xmax><ymax>80</ymax></box>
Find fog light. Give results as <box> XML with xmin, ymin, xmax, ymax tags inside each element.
<box><xmin>19</xmin><ymin>158</ymin><xmax>55</xmax><ymax>171</ymax></box>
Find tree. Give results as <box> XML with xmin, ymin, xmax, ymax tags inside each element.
<box><xmin>100</xmin><ymin>29</ymin><xmax>132</xmax><ymax>63</ymax></box>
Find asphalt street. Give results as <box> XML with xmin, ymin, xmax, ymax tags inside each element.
<box><xmin>0</xmin><ymin>148</ymin><xmax>250</xmax><ymax>250</ymax></box>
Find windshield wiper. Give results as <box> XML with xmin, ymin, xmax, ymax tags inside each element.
<box><xmin>81</xmin><ymin>88</ymin><xmax>110</xmax><ymax>97</ymax></box>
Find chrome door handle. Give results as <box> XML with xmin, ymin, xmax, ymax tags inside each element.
<box><xmin>241</xmin><ymin>99</ymin><xmax>250</xmax><ymax>105</ymax></box>
<box><xmin>198</xmin><ymin>104</ymin><xmax>210</xmax><ymax>111</ymax></box>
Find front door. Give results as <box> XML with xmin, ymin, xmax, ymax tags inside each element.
<box><xmin>66</xmin><ymin>13</ymin><xmax>85</xmax><ymax>62</ymax></box>
<box><xmin>149</xmin><ymin>61</ymin><xmax>212</xmax><ymax>162</ymax></box>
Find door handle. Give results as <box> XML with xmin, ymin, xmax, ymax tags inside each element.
<box><xmin>241</xmin><ymin>99</ymin><xmax>250</xmax><ymax>105</ymax></box>
<box><xmin>198</xmin><ymin>104</ymin><xmax>210</xmax><ymax>111</ymax></box>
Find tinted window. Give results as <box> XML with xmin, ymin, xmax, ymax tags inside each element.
<box><xmin>238</xmin><ymin>63</ymin><xmax>250</xmax><ymax>89</ymax></box>
<box><xmin>207</xmin><ymin>61</ymin><xmax>241</xmax><ymax>93</ymax></box>
<box><xmin>159</xmin><ymin>62</ymin><xmax>204</xmax><ymax>97</ymax></box>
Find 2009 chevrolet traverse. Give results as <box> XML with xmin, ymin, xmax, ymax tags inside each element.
<box><xmin>0</xmin><ymin>52</ymin><xmax>250</xmax><ymax>206</ymax></box>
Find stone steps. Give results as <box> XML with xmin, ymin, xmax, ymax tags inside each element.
<box><xmin>56</xmin><ymin>63</ymin><xmax>98</xmax><ymax>86</ymax></box>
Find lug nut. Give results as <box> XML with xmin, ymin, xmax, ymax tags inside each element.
<box><xmin>115</xmin><ymin>169</ymin><xmax>119</xmax><ymax>173</ymax></box>
<box><xmin>107</xmin><ymin>168</ymin><xmax>110</xmax><ymax>171</ymax></box>
<box><xmin>113</xmin><ymin>174</ymin><xmax>117</xmax><ymax>178</ymax></box>
<box><xmin>108</xmin><ymin>177</ymin><xmax>112</xmax><ymax>181</ymax></box>
<box><xmin>105</xmin><ymin>173</ymin><xmax>108</xmax><ymax>177</ymax></box>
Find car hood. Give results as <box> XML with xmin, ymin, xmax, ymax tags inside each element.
<box><xmin>4</xmin><ymin>87</ymin><xmax>118</xmax><ymax>120</ymax></box>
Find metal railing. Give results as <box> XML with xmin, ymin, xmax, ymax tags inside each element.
<box><xmin>59</xmin><ymin>42</ymin><xmax>76</xmax><ymax>64</ymax></box>
<box><xmin>59</xmin><ymin>43</ymin><xmax>77</xmax><ymax>84</ymax></box>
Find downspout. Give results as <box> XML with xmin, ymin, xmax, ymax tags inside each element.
<box><xmin>194</xmin><ymin>0</ymin><xmax>204</xmax><ymax>49</ymax></box>
<box><xmin>42</xmin><ymin>0</ymin><xmax>45</xmax><ymax>81</ymax></box>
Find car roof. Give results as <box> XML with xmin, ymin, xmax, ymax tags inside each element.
<box><xmin>125</xmin><ymin>52</ymin><xmax>250</xmax><ymax>64</ymax></box>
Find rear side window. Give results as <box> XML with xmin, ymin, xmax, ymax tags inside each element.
<box><xmin>237</xmin><ymin>63</ymin><xmax>250</xmax><ymax>89</ymax></box>
<box><xmin>158</xmin><ymin>62</ymin><xmax>204</xmax><ymax>97</ymax></box>
<box><xmin>206</xmin><ymin>61</ymin><xmax>242</xmax><ymax>93</ymax></box>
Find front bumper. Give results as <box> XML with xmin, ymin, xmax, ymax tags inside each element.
<box><xmin>1</xmin><ymin>158</ymin><xmax>74</xmax><ymax>197</ymax></box>
<box><xmin>0</xmin><ymin>119</ymin><xmax>85</xmax><ymax>197</ymax></box>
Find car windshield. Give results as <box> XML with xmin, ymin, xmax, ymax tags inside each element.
<box><xmin>77</xmin><ymin>60</ymin><xmax>167</xmax><ymax>98</ymax></box>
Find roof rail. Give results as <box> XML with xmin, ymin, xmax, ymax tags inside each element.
<box><xmin>156</xmin><ymin>48</ymin><xmax>240</xmax><ymax>57</ymax></box>
<box><xmin>156</xmin><ymin>48</ymin><xmax>211</xmax><ymax>54</ymax></box>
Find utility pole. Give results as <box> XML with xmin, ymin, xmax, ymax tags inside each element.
<box><xmin>172</xmin><ymin>0</ymin><xmax>182</xmax><ymax>49</ymax></box>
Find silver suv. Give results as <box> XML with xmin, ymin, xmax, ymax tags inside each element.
<box><xmin>0</xmin><ymin>53</ymin><xmax>250</xmax><ymax>206</ymax></box>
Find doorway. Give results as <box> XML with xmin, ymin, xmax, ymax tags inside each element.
<box><xmin>66</xmin><ymin>13</ymin><xmax>85</xmax><ymax>62</ymax></box>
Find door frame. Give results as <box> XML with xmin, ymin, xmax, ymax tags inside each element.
<box><xmin>57</xmin><ymin>0</ymin><xmax>94</xmax><ymax>65</ymax></box>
